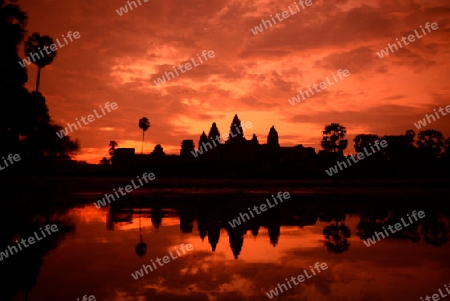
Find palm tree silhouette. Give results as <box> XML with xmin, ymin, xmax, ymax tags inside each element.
<box><xmin>24</xmin><ymin>33</ymin><xmax>57</xmax><ymax>93</ymax></box>
<box><xmin>135</xmin><ymin>208</ymin><xmax>147</xmax><ymax>258</ymax></box>
<box><xmin>138</xmin><ymin>117</ymin><xmax>150</xmax><ymax>154</ymax></box>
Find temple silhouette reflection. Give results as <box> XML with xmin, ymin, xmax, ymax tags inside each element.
<box><xmin>104</xmin><ymin>196</ymin><xmax>450</xmax><ymax>259</ymax></box>
<box><xmin>1</xmin><ymin>193</ymin><xmax>448</xmax><ymax>300</ymax></box>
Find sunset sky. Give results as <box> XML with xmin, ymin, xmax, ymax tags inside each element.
<box><xmin>18</xmin><ymin>0</ymin><xmax>450</xmax><ymax>163</ymax></box>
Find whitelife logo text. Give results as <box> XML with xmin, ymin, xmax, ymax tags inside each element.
<box><xmin>266</xmin><ymin>262</ymin><xmax>328</xmax><ymax>298</ymax></box>
<box><xmin>93</xmin><ymin>172</ymin><xmax>155</xmax><ymax>209</ymax></box>
<box><xmin>153</xmin><ymin>50</ymin><xmax>215</xmax><ymax>86</ymax></box>
<box><xmin>55</xmin><ymin>102</ymin><xmax>118</xmax><ymax>138</ymax></box>
<box><xmin>228</xmin><ymin>192</ymin><xmax>290</xmax><ymax>228</ymax></box>
<box><xmin>0</xmin><ymin>224</ymin><xmax>59</xmax><ymax>261</ymax></box>
<box><xmin>250</xmin><ymin>0</ymin><xmax>313</xmax><ymax>35</ymax></box>
<box><xmin>131</xmin><ymin>243</ymin><xmax>194</xmax><ymax>280</ymax></box>
<box><xmin>19</xmin><ymin>31</ymin><xmax>81</xmax><ymax>68</ymax></box>
<box><xmin>288</xmin><ymin>69</ymin><xmax>350</xmax><ymax>106</ymax></box>
<box><xmin>363</xmin><ymin>210</ymin><xmax>425</xmax><ymax>247</ymax></box>
<box><xmin>376</xmin><ymin>22</ymin><xmax>439</xmax><ymax>58</ymax></box>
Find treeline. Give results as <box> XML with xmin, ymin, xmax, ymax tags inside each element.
<box><xmin>108</xmin><ymin>120</ymin><xmax>450</xmax><ymax>178</ymax></box>
<box><xmin>317</xmin><ymin>123</ymin><xmax>450</xmax><ymax>178</ymax></box>
<box><xmin>0</xmin><ymin>1</ymin><xmax>79</xmax><ymax>175</ymax></box>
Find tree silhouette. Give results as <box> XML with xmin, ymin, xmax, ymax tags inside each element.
<box><xmin>1</xmin><ymin>1</ymin><xmax>29</xmax><ymax>155</ymax></box>
<box><xmin>321</xmin><ymin>123</ymin><xmax>347</xmax><ymax>153</ymax></box>
<box><xmin>138</xmin><ymin>117</ymin><xmax>150</xmax><ymax>154</ymax></box>
<box><xmin>23</xmin><ymin>121</ymin><xmax>79</xmax><ymax>167</ymax></box>
<box><xmin>0</xmin><ymin>0</ymin><xmax>28</xmax><ymax>89</ymax></box>
<box><xmin>108</xmin><ymin>141</ymin><xmax>117</xmax><ymax>157</ymax></box>
<box><xmin>416</xmin><ymin>129</ymin><xmax>444</xmax><ymax>161</ymax></box>
<box><xmin>323</xmin><ymin>219</ymin><xmax>351</xmax><ymax>254</ymax></box>
<box><xmin>356</xmin><ymin>218</ymin><xmax>380</xmax><ymax>240</ymax></box>
<box><xmin>353</xmin><ymin>134</ymin><xmax>381</xmax><ymax>153</ymax></box>
<box><xmin>107</xmin><ymin>141</ymin><xmax>117</xmax><ymax>166</ymax></box>
<box><xmin>444</xmin><ymin>137</ymin><xmax>450</xmax><ymax>158</ymax></box>
<box><xmin>24</xmin><ymin>33</ymin><xmax>57</xmax><ymax>93</ymax></box>
<box><xmin>320</xmin><ymin>210</ymin><xmax>351</xmax><ymax>254</ymax></box>
<box><xmin>421</xmin><ymin>216</ymin><xmax>449</xmax><ymax>247</ymax></box>
<box><xmin>383</xmin><ymin>130</ymin><xmax>415</xmax><ymax>159</ymax></box>
<box><xmin>405</xmin><ymin>129</ymin><xmax>415</xmax><ymax>140</ymax></box>
<box><xmin>1</xmin><ymin>2</ymin><xmax>79</xmax><ymax>170</ymax></box>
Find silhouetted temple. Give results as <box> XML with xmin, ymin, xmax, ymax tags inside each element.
<box><xmin>108</xmin><ymin>115</ymin><xmax>450</xmax><ymax>178</ymax></box>
<box><xmin>112</xmin><ymin>114</ymin><xmax>317</xmax><ymax>177</ymax></box>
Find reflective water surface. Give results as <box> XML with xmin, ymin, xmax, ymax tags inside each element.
<box><xmin>3</xmin><ymin>189</ymin><xmax>449</xmax><ymax>301</ymax></box>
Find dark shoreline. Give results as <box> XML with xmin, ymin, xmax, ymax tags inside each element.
<box><xmin>2</xmin><ymin>176</ymin><xmax>449</xmax><ymax>195</ymax></box>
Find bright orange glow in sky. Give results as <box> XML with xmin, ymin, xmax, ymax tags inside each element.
<box><xmin>18</xmin><ymin>0</ymin><xmax>450</xmax><ymax>163</ymax></box>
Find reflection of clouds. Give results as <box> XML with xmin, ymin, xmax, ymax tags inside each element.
<box><xmin>29</xmin><ymin>208</ymin><xmax>450</xmax><ymax>301</ymax></box>
<box><xmin>71</xmin><ymin>207</ymin><xmax>449</xmax><ymax>300</ymax></box>
<box><xmin>277</xmin><ymin>218</ymin><xmax>450</xmax><ymax>301</ymax></box>
<box><xmin>69</xmin><ymin>206</ymin><xmax>106</xmax><ymax>224</ymax></box>
<box><xmin>217</xmin><ymin>275</ymin><xmax>256</xmax><ymax>297</ymax></box>
<box><xmin>128</xmin><ymin>245</ymin><xmax>336</xmax><ymax>300</ymax></box>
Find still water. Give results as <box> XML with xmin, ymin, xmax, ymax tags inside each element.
<box><xmin>3</xmin><ymin>189</ymin><xmax>449</xmax><ymax>301</ymax></box>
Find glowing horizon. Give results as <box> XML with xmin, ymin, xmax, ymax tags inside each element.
<box><xmin>17</xmin><ymin>0</ymin><xmax>450</xmax><ymax>164</ymax></box>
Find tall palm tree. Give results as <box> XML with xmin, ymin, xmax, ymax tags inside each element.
<box><xmin>24</xmin><ymin>33</ymin><xmax>57</xmax><ymax>93</ymax></box>
<box><xmin>138</xmin><ymin>117</ymin><xmax>150</xmax><ymax>154</ymax></box>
